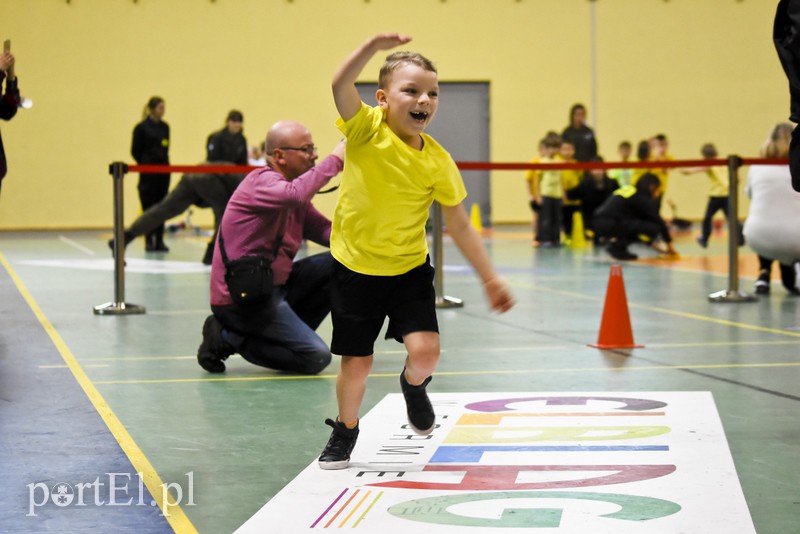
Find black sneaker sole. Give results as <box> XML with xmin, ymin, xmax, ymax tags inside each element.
<box><xmin>318</xmin><ymin>458</ymin><xmax>350</xmax><ymax>470</ymax></box>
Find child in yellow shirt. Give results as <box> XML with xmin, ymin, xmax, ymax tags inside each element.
<box><xmin>681</xmin><ymin>143</ymin><xmax>731</xmax><ymax>248</ymax></box>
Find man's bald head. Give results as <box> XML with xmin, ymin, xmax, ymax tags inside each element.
<box><xmin>265</xmin><ymin>121</ymin><xmax>310</xmax><ymax>153</ymax></box>
<box><xmin>264</xmin><ymin>120</ymin><xmax>318</xmax><ymax>180</ymax></box>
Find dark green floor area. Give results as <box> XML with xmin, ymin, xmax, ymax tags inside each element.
<box><xmin>1</xmin><ymin>229</ymin><xmax>798</xmax><ymax>533</ymax></box>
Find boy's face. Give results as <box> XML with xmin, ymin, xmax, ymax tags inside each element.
<box><xmin>619</xmin><ymin>145</ymin><xmax>631</xmax><ymax>160</ymax></box>
<box><xmin>560</xmin><ymin>143</ymin><xmax>575</xmax><ymax>160</ymax></box>
<box><xmin>376</xmin><ymin>64</ymin><xmax>439</xmax><ymax>146</ymax></box>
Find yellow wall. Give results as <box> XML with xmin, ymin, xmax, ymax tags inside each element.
<box><xmin>0</xmin><ymin>0</ymin><xmax>788</xmax><ymax>230</ymax></box>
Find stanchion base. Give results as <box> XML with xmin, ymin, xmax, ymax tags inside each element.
<box><xmin>436</xmin><ymin>295</ymin><xmax>464</xmax><ymax>309</ymax></box>
<box><xmin>93</xmin><ymin>302</ymin><xmax>146</xmax><ymax>315</ymax></box>
<box><xmin>708</xmin><ymin>290</ymin><xmax>757</xmax><ymax>303</ymax></box>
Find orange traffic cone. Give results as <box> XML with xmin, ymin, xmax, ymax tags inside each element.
<box><xmin>589</xmin><ymin>264</ymin><xmax>643</xmax><ymax>349</ymax></box>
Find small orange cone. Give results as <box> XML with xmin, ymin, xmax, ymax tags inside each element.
<box><xmin>589</xmin><ymin>264</ymin><xmax>644</xmax><ymax>349</ymax></box>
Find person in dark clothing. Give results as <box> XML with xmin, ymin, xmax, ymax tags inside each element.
<box><xmin>566</xmin><ymin>156</ymin><xmax>619</xmax><ymax>242</ymax></box>
<box><xmin>0</xmin><ymin>49</ymin><xmax>20</xmax><ymax>196</ymax></box>
<box><xmin>206</xmin><ymin>110</ymin><xmax>248</xmax><ymax>165</ymax></box>
<box><xmin>110</xmin><ymin>165</ymin><xmax>246</xmax><ymax>264</ymax></box>
<box><xmin>131</xmin><ymin>96</ymin><xmax>171</xmax><ymax>252</ymax></box>
<box><xmin>561</xmin><ymin>103</ymin><xmax>598</xmax><ymax>162</ymax></box>
<box><xmin>774</xmin><ymin>0</ymin><xmax>800</xmax><ymax>191</ymax></box>
<box><xmin>593</xmin><ymin>173</ymin><xmax>678</xmax><ymax>260</ymax></box>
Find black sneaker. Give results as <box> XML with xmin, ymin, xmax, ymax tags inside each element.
<box><xmin>400</xmin><ymin>369</ymin><xmax>435</xmax><ymax>434</ymax></box>
<box><xmin>606</xmin><ymin>241</ymin><xmax>638</xmax><ymax>261</ymax></box>
<box><xmin>197</xmin><ymin>315</ymin><xmax>234</xmax><ymax>373</ymax></box>
<box><xmin>754</xmin><ymin>271</ymin><xmax>770</xmax><ymax>295</ymax></box>
<box><xmin>318</xmin><ymin>418</ymin><xmax>359</xmax><ymax>470</ymax></box>
<box><xmin>697</xmin><ymin>236</ymin><xmax>708</xmax><ymax>249</ymax></box>
<box><xmin>108</xmin><ymin>231</ymin><xmax>134</xmax><ymax>258</ymax></box>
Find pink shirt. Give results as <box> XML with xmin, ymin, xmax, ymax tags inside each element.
<box><xmin>210</xmin><ymin>155</ymin><xmax>343</xmax><ymax>306</ymax></box>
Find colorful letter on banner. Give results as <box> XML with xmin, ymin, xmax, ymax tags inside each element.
<box><xmin>369</xmin><ymin>464</ymin><xmax>676</xmax><ymax>491</ymax></box>
<box><xmin>465</xmin><ymin>396</ymin><xmax>667</xmax><ymax>413</ymax></box>
<box><xmin>387</xmin><ymin>491</ymin><xmax>682</xmax><ymax>528</ymax></box>
<box><xmin>445</xmin><ymin>426</ymin><xmax>670</xmax><ymax>444</ymax></box>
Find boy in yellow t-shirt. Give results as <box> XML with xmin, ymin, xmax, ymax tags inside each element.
<box><xmin>525</xmin><ymin>132</ymin><xmax>558</xmax><ymax>246</ymax></box>
<box><xmin>535</xmin><ymin>135</ymin><xmax>563</xmax><ymax>247</ymax></box>
<box><xmin>681</xmin><ymin>143</ymin><xmax>731</xmax><ymax>248</ymax></box>
<box><xmin>319</xmin><ymin>33</ymin><xmax>515</xmax><ymax>470</ymax></box>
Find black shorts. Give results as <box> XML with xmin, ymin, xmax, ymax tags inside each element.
<box><xmin>330</xmin><ymin>258</ymin><xmax>438</xmax><ymax>357</ymax></box>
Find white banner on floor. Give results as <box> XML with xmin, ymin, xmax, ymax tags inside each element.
<box><xmin>236</xmin><ymin>392</ymin><xmax>755</xmax><ymax>533</ymax></box>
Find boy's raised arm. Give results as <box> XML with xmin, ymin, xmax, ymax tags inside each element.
<box><xmin>332</xmin><ymin>33</ymin><xmax>412</xmax><ymax>121</ymax></box>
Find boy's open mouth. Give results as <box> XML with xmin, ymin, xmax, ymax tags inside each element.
<box><xmin>410</xmin><ymin>111</ymin><xmax>428</xmax><ymax>122</ymax></box>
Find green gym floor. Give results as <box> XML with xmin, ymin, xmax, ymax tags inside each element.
<box><xmin>1</xmin><ymin>226</ymin><xmax>798</xmax><ymax>533</ymax></box>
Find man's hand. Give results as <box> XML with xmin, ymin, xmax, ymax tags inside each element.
<box><xmin>331</xmin><ymin>139</ymin><xmax>346</xmax><ymax>161</ymax></box>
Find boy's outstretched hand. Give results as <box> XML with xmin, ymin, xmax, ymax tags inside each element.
<box><xmin>368</xmin><ymin>33</ymin><xmax>412</xmax><ymax>50</ymax></box>
<box><xmin>484</xmin><ymin>277</ymin><xmax>515</xmax><ymax>313</ymax></box>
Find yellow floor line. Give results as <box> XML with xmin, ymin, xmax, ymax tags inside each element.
<box><xmin>0</xmin><ymin>252</ymin><xmax>197</xmax><ymax>534</ymax></box>
<box><xmin>91</xmin><ymin>361</ymin><xmax>800</xmax><ymax>386</ymax></box>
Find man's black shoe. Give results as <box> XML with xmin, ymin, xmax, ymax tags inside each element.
<box><xmin>108</xmin><ymin>231</ymin><xmax>134</xmax><ymax>258</ymax></box>
<box><xmin>318</xmin><ymin>418</ymin><xmax>359</xmax><ymax>470</ymax></box>
<box><xmin>197</xmin><ymin>315</ymin><xmax>234</xmax><ymax>373</ymax></box>
<box><xmin>400</xmin><ymin>369</ymin><xmax>435</xmax><ymax>434</ymax></box>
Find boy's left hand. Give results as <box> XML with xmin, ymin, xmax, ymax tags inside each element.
<box><xmin>369</xmin><ymin>33</ymin><xmax>412</xmax><ymax>51</ymax></box>
<box><xmin>484</xmin><ymin>278</ymin><xmax>515</xmax><ymax>313</ymax></box>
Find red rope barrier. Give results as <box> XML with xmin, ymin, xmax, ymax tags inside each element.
<box><xmin>128</xmin><ymin>164</ymin><xmax>258</xmax><ymax>174</ymax></box>
<box><xmin>123</xmin><ymin>158</ymin><xmax>788</xmax><ymax>175</ymax></box>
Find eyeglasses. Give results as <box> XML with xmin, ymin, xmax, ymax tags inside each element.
<box><xmin>278</xmin><ymin>144</ymin><xmax>317</xmax><ymax>155</ymax></box>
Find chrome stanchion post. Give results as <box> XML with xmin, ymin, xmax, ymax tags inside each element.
<box><xmin>708</xmin><ymin>155</ymin><xmax>756</xmax><ymax>303</ymax></box>
<box><xmin>432</xmin><ymin>202</ymin><xmax>463</xmax><ymax>308</ymax></box>
<box><xmin>94</xmin><ymin>162</ymin><xmax>146</xmax><ymax>315</ymax></box>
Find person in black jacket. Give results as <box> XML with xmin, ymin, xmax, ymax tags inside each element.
<box><xmin>0</xmin><ymin>49</ymin><xmax>20</xmax><ymax>196</ymax></box>
<box><xmin>774</xmin><ymin>0</ymin><xmax>800</xmax><ymax>191</ymax></box>
<box><xmin>206</xmin><ymin>110</ymin><xmax>248</xmax><ymax>165</ymax></box>
<box><xmin>561</xmin><ymin>103</ymin><xmax>598</xmax><ymax>162</ymax></box>
<box><xmin>131</xmin><ymin>96</ymin><xmax>171</xmax><ymax>252</ymax></box>
<box><xmin>593</xmin><ymin>173</ymin><xmax>677</xmax><ymax>260</ymax></box>
<box><xmin>566</xmin><ymin>157</ymin><xmax>619</xmax><ymax>243</ymax></box>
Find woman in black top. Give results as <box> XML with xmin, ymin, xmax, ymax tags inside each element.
<box><xmin>131</xmin><ymin>96</ymin><xmax>170</xmax><ymax>252</ymax></box>
<box><xmin>561</xmin><ymin>103</ymin><xmax>598</xmax><ymax>163</ymax></box>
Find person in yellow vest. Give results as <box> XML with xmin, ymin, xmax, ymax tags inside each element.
<box><xmin>680</xmin><ymin>143</ymin><xmax>733</xmax><ymax>248</ymax></box>
<box><xmin>559</xmin><ymin>140</ymin><xmax>583</xmax><ymax>245</ymax></box>
<box><xmin>593</xmin><ymin>173</ymin><xmax>678</xmax><ymax>260</ymax></box>
<box><xmin>608</xmin><ymin>141</ymin><xmax>634</xmax><ymax>187</ymax></box>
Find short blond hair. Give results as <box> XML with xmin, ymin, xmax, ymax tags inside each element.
<box><xmin>378</xmin><ymin>51</ymin><xmax>437</xmax><ymax>89</ymax></box>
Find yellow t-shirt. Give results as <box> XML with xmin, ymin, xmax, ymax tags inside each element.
<box><xmin>707</xmin><ymin>166</ymin><xmax>729</xmax><ymax>197</ymax></box>
<box><xmin>538</xmin><ymin>156</ymin><xmax>562</xmax><ymax>198</ymax></box>
<box><xmin>651</xmin><ymin>153</ymin><xmax>673</xmax><ymax>192</ymax></box>
<box><xmin>331</xmin><ymin>102</ymin><xmax>467</xmax><ymax>276</ymax></box>
<box><xmin>524</xmin><ymin>157</ymin><xmax>540</xmax><ymax>197</ymax></box>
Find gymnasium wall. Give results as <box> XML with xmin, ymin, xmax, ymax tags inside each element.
<box><xmin>0</xmin><ymin>0</ymin><xmax>788</xmax><ymax>230</ymax></box>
